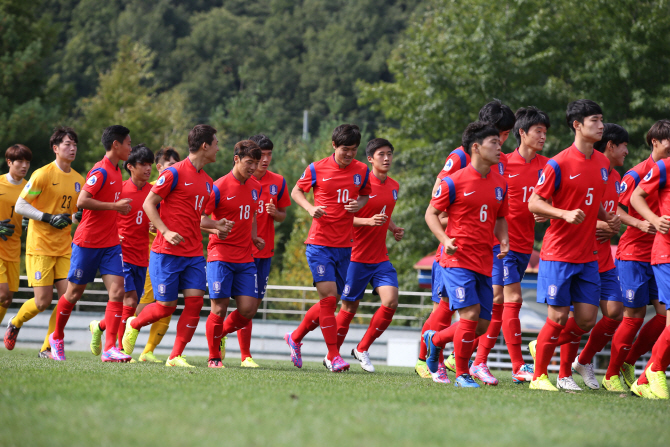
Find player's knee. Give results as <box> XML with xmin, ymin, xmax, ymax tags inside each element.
<box><xmin>35</xmin><ymin>300</ymin><xmax>50</xmax><ymax>312</ymax></box>
<box><xmin>239</xmin><ymin>308</ymin><xmax>257</xmax><ymax>320</ymax></box>
<box><xmin>0</xmin><ymin>295</ymin><xmax>11</xmax><ymax>306</ymax></box>
<box><xmin>384</xmin><ymin>300</ymin><xmax>398</xmax><ymax>310</ymax></box>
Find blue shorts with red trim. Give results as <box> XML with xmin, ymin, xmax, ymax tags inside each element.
<box><xmin>68</xmin><ymin>244</ymin><xmax>123</xmax><ymax>285</ymax></box>
<box><xmin>616</xmin><ymin>260</ymin><xmax>658</xmax><ymax>308</ymax></box>
<box><xmin>537</xmin><ymin>260</ymin><xmax>600</xmax><ymax>307</ymax></box>
<box><xmin>341</xmin><ymin>260</ymin><xmax>398</xmax><ymax>302</ymax></box>
<box><xmin>435</xmin><ymin>266</ymin><xmax>492</xmax><ymax>320</ymax></box>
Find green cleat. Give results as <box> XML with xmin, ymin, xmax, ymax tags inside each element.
<box><xmin>528</xmin><ymin>340</ymin><xmax>537</xmax><ymax>361</ymax></box>
<box><xmin>166</xmin><ymin>355</ymin><xmax>194</xmax><ymax>368</ymax></box>
<box><xmin>415</xmin><ymin>360</ymin><xmax>431</xmax><ymax>378</ymax></box>
<box><xmin>601</xmin><ymin>375</ymin><xmax>625</xmax><ymax>392</ymax></box>
<box><xmin>122</xmin><ymin>316</ymin><xmax>140</xmax><ymax>355</ymax></box>
<box><xmin>89</xmin><ymin>320</ymin><xmax>103</xmax><ymax>356</ymax></box>
<box><xmin>444</xmin><ymin>353</ymin><xmax>456</xmax><ymax>374</ymax></box>
<box><xmin>620</xmin><ymin>362</ymin><xmax>636</xmax><ymax>388</ymax></box>
<box><xmin>220</xmin><ymin>336</ymin><xmax>227</xmax><ymax>360</ymax></box>
<box><xmin>139</xmin><ymin>351</ymin><xmax>163</xmax><ymax>363</ymax></box>
<box><xmin>645</xmin><ymin>364</ymin><xmax>669</xmax><ymax>399</ymax></box>
<box><xmin>630</xmin><ymin>380</ymin><xmax>659</xmax><ymax>399</ymax></box>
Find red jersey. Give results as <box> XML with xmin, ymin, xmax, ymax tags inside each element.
<box><xmin>616</xmin><ymin>156</ymin><xmax>660</xmax><ymax>263</ymax></box>
<box><xmin>151</xmin><ymin>158</ymin><xmax>213</xmax><ymax>258</ymax></box>
<box><xmin>534</xmin><ymin>144</ymin><xmax>610</xmax><ymax>263</ymax></box>
<box><xmin>296</xmin><ymin>155</ymin><xmax>372</xmax><ymax>247</ymax></box>
<box><xmin>205</xmin><ymin>172</ymin><xmax>260</xmax><ymax>263</ymax></box>
<box><xmin>430</xmin><ymin>164</ymin><xmax>509</xmax><ymax>276</ymax></box>
<box><xmin>437</xmin><ymin>147</ymin><xmax>470</xmax><ymax>180</ymax></box>
<box><xmin>252</xmin><ymin>170</ymin><xmax>291</xmax><ymax>259</ymax></box>
<box><xmin>597</xmin><ymin>168</ymin><xmax>620</xmax><ymax>272</ymax></box>
<box><xmin>504</xmin><ymin>149</ymin><xmax>549</xmax><ymax>254</ymax></box>
<box><xmin>73</xmin><ymin>156</ymin><xmax>123</xmax><ymax>248</ymax></box>
<box><xmin>351</xmin><ymin>174</ymin><xmax>400</xmax><ymax>264</ymax></box>
<box><xmin>638</xmin><ymin>159</ymin><xmax>670</xmax><ymax>265</ymax></box>
<box><xmin>117</xmin><ymin>179</ymin><xmax>152</xmax><ymax>267</ymax></box>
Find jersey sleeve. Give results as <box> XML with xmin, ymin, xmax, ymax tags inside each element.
<box><xmin>430</xmin><ymin>178</ymin><xmax>454</xmax><ymax>213</ymax></box>
<box><xmin>19</xmin><ymin>170</ymin><xmax>46</xmax><ymax>204</ymax></box>
<box><xmin>618</xmin><ymin>172</ymin><xmax>639</xmax><ymax>207</ymax></box>
<box><xmin>534</xmin><ymin>160</ymin><xmax>560</xmax><ymax>200</ymax></box>
<box><xmin>276</xmin><ymin>177</ymin><xmax>291</xmax><ymax>208</ymax></box>
<box><xmin>437</xmin><ymin>153</ymin><xmax>465</xmax><ymax>180</ymax></box>
<box><xmin>359</xmin><ymin>168</ymin><xmax>372</xmax><ymax>196</ymax></box>
<box><xmin>204</xmin><ymin>184</ymin><xmax>220</xmax><ymax>216</ymax></box>
<box><xmin>151</xmin><ymin>168</ymin><xmax>176</xmax><ymax>199</ymax></box>
<box><xmin>497</xmin><ymin>184</ymin><xmax>509</xmax><ymax>217</ymax></box>
<box><xmin>83</xmin><ymin>169</ymin><xmax>106</xmax><ymax>196</ymax></box>
<box><xmin>639</xmin><ymin>163</ymin><xmax>666</xmax><ymax>195</ymax></box>
<box><xmin>296</xmin><ymin>164</ymin><xmax>315</xmax><ymax>193</ymax></box>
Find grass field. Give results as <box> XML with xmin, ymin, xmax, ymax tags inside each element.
<box><xmin>1</xmin><ymin>349</ymin><xmax>668</xmax><ymax>447</ymax></box>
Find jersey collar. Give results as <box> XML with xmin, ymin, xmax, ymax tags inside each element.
<box><xmin>103</xmin><ymin>155</ymin><xmax>120</xmax><ymax>171</ymax></box>
<box><xmin>230</xmin><ymin>170</ymin><xmax>248</xmax><ymax>185</ymax></box>
<box><xmin>467</xmin><ymin>163</ymin><xmax>491</xmax><ymax>178</ymax></box>
<box><xmin>371</xmin><ymin>171</ymin><xmax>387</xmax><ymax>184</ymax></box>
<box><xmin>129</xmin><ymin>178</ymin><xmax>148</xmax><ymax>190</ymax></box>
<box><xmin>513</xmin><ymin>147</ymin><xmax>538</xmax><ymax>163</ymax></box>
<box><xmin>329</xmin><ymin>154</ymin><xmax>353</xmax><ymax>170</ymax></box>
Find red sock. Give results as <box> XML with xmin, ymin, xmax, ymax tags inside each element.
<box><xmin>625</xmin><ymin>314</ymin><xmax>666</xmax><ymax>365</ymax></box>
<box><xmin>556</xmin><ymin>317</ymin><xmax>588</xmax><ymax>346</ymax></box>
<box><xmin>358</xmin><ymin>305</ymin><xmax>395</xmax><ymax>352</ymax></box>
<box><xmin>650</xmin><ymin>326</ymin><xmax>670</xmax><ymax>373</ymax></box>
<box><xmin>474</xmin><ymin>303</ymin><xmax>503</xmax><ymax>365</ymax></box>
<box><xmin>206</xmin><ymin>312</ymin><xmax>225</xmax><ymax>360</ymax></box>
<box><xmin>533</xmin><ymin>318</ymin><xmax>564</xmax><ymax>379</ymax></box>
<box><xmin>319</xmin><ymin>296</ymin><xmax>339</xmax><ymax>360</ymax></box>
<box><xmin>559</xmin><ymin>335</ymin><xmax>581</xmax><ymax>378</ymax></box>
<box><xmin>103</xmin><ymin>301</ymin><xmax>123</xmax><ymax>351</ymax></box>
<box><xmin>131</xmin><ymin>302</ymin><xmax>176</xmax><ymax>329</ymax></box>
<box><xmin>433</xmin><ymin>300</ymin><xmax>454</xmax><ymax>363</ymax></box>
<box><xmin>116</xmin><ymin>305</ymin><xmax>135</xmax><ymax>349</ymax></box>
<box><xmin>637</xmin><ymin>358</ymin><xmax>653</xmax><ymax>385</ymax></box>
<box><xmin>336</xmin><ymin>310</ymin><xmax>356</xmax><ymax>350</ymax></box>
<box><xmin>222</xmin><ymin>310</ymin><xmax>251</xmax><ymax>336</ymax></box>
<box><xmin>502</xmin><ymin>302</ymin><xmax>524</xmax><ymax>373</ymax></box>
<box><xmin>418</xmin><ymin>314</ymin><xmax>433</xmax><ymax>360</ymax></box>
<box><xmin>99</xmin><ymin>319</ymin><xmax>107</xmax><ymax>331</ymax></box>
<box><xmin>454</xmin><ymin>319</ymin><xmax>477</xmax><ymax>376</ymax></box>
<box><xmin>292</xmin><ymin>302</ymin><xmax>321</xmax><ymax>343</ymax></box>
<box><xmin>52</xmin><ymin>296</ymin><xmax>75</xmax><ymax>340</ymax></box>
<box><xmin>578</xmin><ymin>316</ymin><xmax>621</xmax><ymax>365</ymax></box>
<box><xmin>237</xmin><ymin>320</ymin><xmax>252</xmax><ymax>361</ymax></box>
<box><xmin>169</xmin><ymin>296</ymin><xmax>203</xmax><ymax>360</ymax></box>
<box><xmin>605</xmin><ymin>317</ymin><xmax>643</xmax><ymax>379</ymax></box>
<box><xmin>432</xmin><ymin>323</ymin><xmax>458</xmax><ymax>348</ymax></box>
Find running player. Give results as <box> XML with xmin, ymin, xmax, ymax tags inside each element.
<box><xmin>337</xmin><ymin>138</ymin><xmax>404</xmax><ymax>372</ymax></box>
<box><xmin>570</xmin><ymin>124</ymin><xmax>628</xmax><ymax>391</ymax></box>
<box><xmin>122</xmin><ymin>125</ymin><xmax>232</xmax><ymax>367</ymax></box>
<box><xmin>285</xmin><ymin>124</ymin><xmax>371</xmax><ymax>373</ymax></box>
<box><xmin>88</xmin><ymin>145</ymin><xmax>154</xmax><ymax>357</ymax></box>
<box><xmin>422</xmin><ymin>121</ymin><xmax>509</xmax><ymax>387</ymax></box>
<box><xmin>606</xmin><ymin>120</ymin><xmax>670</xmax><ymax>388</ymax></box>
<box><xmin>0</xmin><ymin>145</ymin><xmax>30</xmax><ymax>327</ymax></box>
<box><xmin>4</xmin><ymin>128</ymin><xmax>83</xmax><ymax>358</ymax></box>
<box><xmin>527</xmin><ymin>100</ymin><xmax>620</xmax><ymax>391</ymax></box>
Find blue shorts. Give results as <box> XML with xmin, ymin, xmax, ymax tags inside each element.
<box><xmin>341</xmin><ymin>261</ymin><xmax>399</xmax><ymax>301</ymax></box>
<box><xmin>431</xmin><ymin>260</ymin><xmax>443</xmax><ymax>304</ymax></box>
<box><xmin>616</xmin><ymin>260</ymin><xmax>658</xmax><ymax>308</ymax></box>
<box><xmin>492</xmin><ymin>245</ymin><xmax>504</xmax><ymax>286</ymax></box>
<box><xmin>207</xmin><ymin>261</ymin><xmax>258</xmax><ymax>299</ymax></box>
<box><xmin>537</xmin><ymin>260</ymin><xmax>600</xmax><ymax>307</ymax></box>
<box><xmin>305</xmin><ymin>244</ymin><xmax>351</xmax><ymax>295</ymax></box>
<box><xmin>254</xmin><ymin>257</ymin><xmax>272</xmax><ymax>300</ymax></box>
<box><xmin>435</xmin><ymin>266</ymin><xmax>493</xmax><ymax>320</ymax></box>
<box><xmin>123</xmin><ymin>262</ymin><xmax>147</xmax><ymax>298</ymax></box>
<box><xmin>68</xmin><ymin>243</ymin><xmax>123</xmax><ymax>285</ymax></box>
<box><xmin>502</xmin><ymin>250</ymin><xmax>532</xmax><ymax>285</ymax></box>
<box><xmin>652</xmin><ymin>264</ymin><xmax>670</xmax><ymax>309</ymax></box>
<box><xmin>600</xmin><ymin>267</ymin><xmax>623</xmax><ymax>302</ymax></box>
<box><xmin>149</xmin><ymin>252</ymin><xmax>206</xmax><ymax>302</ymax></box>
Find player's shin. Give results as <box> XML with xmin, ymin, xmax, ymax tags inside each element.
<box><xmin>52</xmin><ymin>296</ymin><xmax>75</xmax><ymax>340</ymax></box>
<box><xmin>169</xmin><ymin>296</ymin><xmax>203</xmax><ymax>360</ymax></box>
<box><xmin>292</xmin><ymin>302</ymin><xmax>321</xmax><ymax>343</ymax></box>
<box><xmin>118</xmin><ymin>305</ymin><xmax>135</xmax><ymax>350</ymax></box>
<box><xmin>336</xmin><ymin>309</ymin><xmax>355</xmax><ymax>350</ymax></box>
<box><xmin>222</xmin><ymin>310</ymin><xmax>251</xmax><ymax>336</ymax></box>
<box><xmin>474</xmin><ymin>303</ymin><xmax>503</xmax><ymax>365</ymax></box>
<box><xmin>319</xmin><ymin>296</ymin><xmax>339</xmax><ymax>360</ymax></box>
<box><xmin>103</xmin><ymin>301</ymin><xmax>123</xmax><ymax>351</ymax></box>
<box><xmin>454</xmin><ymin>319</ymin><xmax>478</xmax><ymax>376</ymax></box>
<box><xmin>606</xmin><ymin>317</ymin><xmax>643</xmax><ymax>379</ymax></box>
<box><xmin>502</xmin><ymin>302</ymin><xmax>524</xmax><ymax>372</ymax></box>
<box><xmin>238</xmin><ymin>320</ymin><xmax>252</xmax><ymax>361</ymax></box>
<box><xmin>206</xmin><ymin>313</ymin><xmax>225</xmax><ymax>360</ymax></box>
<box><xmin>358</xmin><ymin>305</ymin><xmax>395</xmax><ymax>352</ymax></box>
<box><xmin>419</xmin><ymin>314</ymin><xmax>433</xmax><ymax>360</ymax></box>
<box><xmin>143</xmin><ymin>314</ymin><xmax>172</xmax><ymax>353</ymax></box>
<box><xmin>532</xmin><ymin>319</ymin><xmax>564</xmax><ymax>380</ymax></box>
<box><xmin>40</xmin><ymin>307</ymin><xmax>57</xmax><ymax>352</ymax></box>
<box><xmin>12</xmin><ymin>298</ymin><xmax>42</xmax><ymax>328</ymax></box>
<box><xmin>625</xmin><ymin>314</ymin><xmax>666</xmax><ymax>365</ymax></box>
<box><xmin>578</xmin><ymin>316</ymin><xmax>620</xmax><ymax>365</ymax></box>
<box><xmin>559</xmin><ymin>338</ymin><xmax>580</xmax><ymax>378</ymax></box>
<box><xmin>556</xmin><ymin>317</ymin><xmax>588</xmax><ymax>346</ymax></box>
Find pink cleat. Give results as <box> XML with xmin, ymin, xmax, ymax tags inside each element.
<box><xmin>469</xmin><ymin>362</ymin><xmax>499</xmax><ymax>386</ymax></box>
<box><xmin>101</xmin><ymin>347</ymin><xmax>132</xmax><ymax>362</ymax></box>
<box><xmin>285</xmin><ymin>332</ymin><xmax>303</xmax><ymax>368</ymax></box>
<box><xmin>49</xmin><ymin>333</ymin><xmax>66</xmax><ymax>361</ymax></box>
<box><xmin>431</xmin><ymin>364</ymin><xmax>451</xmax><ymax>384</ymax></box>
<box><xmin>323</xmin><ymin>355</ymin><xmax>350</xmax><ymax>372</ymax></box>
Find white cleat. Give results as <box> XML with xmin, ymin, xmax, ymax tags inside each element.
<box><xmin>557</xmin><ymin>376</ymin><xmax>583</xmax><ymax>391</ymax></box>
<box><xmin>572</xmin><ymin>358</ymin><xmax>600</xmax><ymax>389</ymax></box>
<box><xmin>351</xmin><ymin>348</ymin><xmax>375</xmax><ymax>373</ymax></box>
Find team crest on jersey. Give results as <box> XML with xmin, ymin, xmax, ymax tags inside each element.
<box><xmin>86</xmin><ymin>176</ymin><xmax>97</xmax><ymax>186</ymax></box>
<box><xmin>300</xmin><ymin>172</ymin><xmax>306</xmax><ymax>180</ymax></box>
<box><xmin>317</xmin><ymin>265</ymin><xmax>326</xmax><ymax>275</ymax></box>
<box><xmin>538</xmin><ymin>172</ymin><xmax>546</xmax><ymax>186</ymax></box>
<box><xmin>75</xmin><ymin>182</ymin><xmax>81</xmax><ymax>193</ymax></box>
<box><xmin>206</xmin><ymin>182</ymin><xmax>211</xmax><ymax>194</ymax></box>
<box><xmin>343</xmin><ymin>285</ymin><xmax>351</xmax><ymax>296</ymax></box>
<box><xmin>619</xmin><ymin>181</ymin><xmax>628</xmax><ymax>194</ymax></box>
<box><xmin>498</xmin><ymin>162</ymin><xmax>504</xmax><ymax>175</ymax></box>
<box><xmin>601</xmin><ymin>168</ymin><xmax>609</xmax><ymax>182</ymax></box>
<box><xmin>644</xmin><ymin>169</ymin><xmax>653</xmax><ymax>181</ymax></box>
<box><xmin>75</xmin><ymin>269</ymin><xmax>83</xmax><ymax>279</ymax></box>
<box><xmin>615</xmin><ymin>181</ymin><xmax>621</xmax><ymax>194</ymax></box>
<box><xmin>495</xmin><ymin>187</ymin><xmax>504</xmax><ymax>202</ymax></box>
<box><xmin>444</xmin><ymin>159</ymin><xmax>453</xmax><ymax>171</ymax></box>
<box><xmin>455</xmin><ymin>287</ymin><xmax>466</xmax><ymax>302</ymax></box>
<box><xmin>35</xmin><ymin>271</ymin><xmax>41</xmax><ymax>280</ymax></box>
<box><xmin>625</xmin><ymin>289</ymin><xmax>635</xmax><ymax>302</ymax></box>
<box><xmin>252</xmin><ymin>189</ymin><xmax>259</xmax><ymax>201</ymax></box>
<box><xmin>537</xmin><ymin>170</ymin><xmax>543</xmax><ymax>179</ymax></box>
<box><xmin>24</xmin><ymin>182</ymin><xmax>31</xmax><ymax>190</ymax></box>
<box><xmin>392</xmin><ymin>189</ymin><xmax>398</xmax><ymax>201</ymax></box>
<box><xmin>353</xmin><ymin>174</ymin><xmax>362</xmax><ymax>186</ymax></box>
<box><xmin>156</xmin><ymin>176</ymin><xmax>166</xmax><ymax>186</ymax></box>
<box><xmin>270</xmin><ymin>184</ymin><xmax>278</xmax><ymax>196</ymax></box>
<box><xmin>213</xmin><ymin>281</ymin><xmax>221</xmax><ymax>293</ymax></box>
<box><xmin>434</xmin><ymin>186</ymin><xmax>442</xmax><ymax>198</ymax></box>
<box><xmin>548</xmin><ymin>284</ymin><xmax>558</xmax><ymax>297</ymax></box>
<box><xmin>158</xmin><ymin>284</ymin><xmax>166</xmax><ymax>295</ymax></box>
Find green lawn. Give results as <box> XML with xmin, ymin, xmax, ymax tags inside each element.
<box><xmin>1</xmin><ymin>349</ymin><xmax>668</xmax><ymax>447</ymax></box>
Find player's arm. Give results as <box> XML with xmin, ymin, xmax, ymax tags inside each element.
<box><xmin>143</xmin><ymin>191</ymin><xmax>183</xmax><ymax>245</ymax></box>
<box><xmin>251</xmin><ymin>212</ymin><xmax>265</xmax><ymax>250</ymax></box>
<box><xmin>388</xmin><ymin>218</ymin><xmax>404</xmax><ymax>241</ymax></box>
<box><xmin>425</xmin><ymin>204</ymin><xmax>456</xmax><ymax>254</ymax></box>
<box><xmin>494</xmin><ymin>217</ymin><xmax>509</xmax><ymax>259</ymax></box>
<box><xmin>630</xmin><ymin>186</ymin><xmax>670</xmax><ymax>234</ymax></box>
<box><xmin>15</xmin><ymin>196</ymin><xmax>72</xmax><ymax>230</ymax></box>
<box><xmin>344</xmin><ymin>195</ymin><xmax>369</xmax><ymax>213</ymax></box>
<box><xmin>354</xmin><ymin>214</ymin><xmax>387</xmax><ymax>227</ymax></box>
<box><xmin>78</xmin><ymin>190</ymin><xmax>131</xmax><ymax>214</ymax></box>
<box><xmin>291</xmin><ymin>185</ymin><xmax>326</xmax><ymax>218</ymax></box>
<box><xmin>200</xmin><ymin>214</ymin><xmax>234</xmax><ymax>240</ymax></box>
<box><xmin>617</xmin><ymin>204</ymin><xmax>656</xmax><ymax>234</ymax></box>
<box><xmin>528</xmin><ymin>193</ymin><xmax>585</xmax><ymax>224</ymax></box>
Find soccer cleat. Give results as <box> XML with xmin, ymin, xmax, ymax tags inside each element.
<box><xmin>323</xmin><ymin>355</ymin><xmax>350</xmax><ymax>372</ymax></box>
<box><xmin>241</xmin><ymin>357</ymin><xmax>260</xmax><ymax>368</ymax></box>
<box><xmin>415</xmin><ymin>360</ymin><xmax>431</xmax><ymax>379</ymax></box>
<box><xmin>284</xmin><ymin>332</ymin><xmax>303</xmax><ymax>368</ymax></box>
<box><xmin>512</xmin><ymin>364</ymin><xmax>534</xmax><ymax>384</ymax></box>
<box><xmin>430</xmin><ymin>365</ymin><xmax>451</xmax><ymax>384</ymax></box>
<box><xmin>445</xmin><ymin>352</ymin><xmax>456</xmax><ymax>373</ymax></box>
<box><xmin>469</xmin><ymin>363</ymin><xmax>499</xmax><ymax>386</ymax></box>
<box><xmin>572</xmin><ymin>359</ymin><xmax>599</xmax><ymax>389</ymax></box>
<box><xmin>122</xmin><ymin>316</ymin><xmax>140</xmax><ymax>355</ymax></box>
<box><xmin>645</xmin><ymin>364</ymin><xmax>669</xmax><ymax>399</ymax></box>
<box><xmin>620</xmin><ymin>362</ymin><xmax>636</xmax><ymax>388</ymax></box>
<box><xmin>422</xmin><ymin>330</ymin><xmax>442</xmax><ymax>373</ymax></box>
<box><xmin>89</xmin><ymin>320</ymin><xmax>103</xmax><ymax>356</ymax></box>
<box><xmin>528</xmin><ymin>340</ymin><xmax>537</xmax><ymax>361</ymax></box>
<box><xmin>101</xmin><ymin>347</ymin><xmax>132</xmax><ymax>362</ymax></box>
<box><xmin>352</xmin><ymin>348</ymin><xmax>375</xmax><ymax>373</ymax></box>
<box><xmin>630</xmin><ymin>380</ymin><xmax>659</xmax><ymax>399</ymax></box>
<box><xmin>4</xmin><ymin>319</ymin><xmax>20</xmax><ymax>350</ymax></box>
<box><xmin>601</xmin><ymin>375</ymin><xmax>625</xmax><ymax>392</ymax></box>
<box><xmin>208</xmin><ymin>358</ymin><xmax>224</xmax><ymax>368</ymax></box>
<box><xmin>220</xmin><ymin>336</ymin><xmax>227</xmax><ymax>360</ymax></box>
<box><xmin>529</xmin><ymin>374</ymin><xmax>558</xmax><ymax>391</ymax></box>
<box><xmin>49</xmin><ymin>333</ymin><xmax>66</xmax><ymax>361</ymax></box>
<box><xmin>454</xmin><ymin>374</ymin><xmax>480</xmax><ymax>388</ymax></box>
<box><xmin>166</xmin><ymin>355</ymin><xmax>194</xmax><ymax>368</ymax></box>
<box><xmin>38</xmin><ymin>348</ymin><xmax>52</xmax><ymax>359</ymax></box>
<box><xmin>557</xmin><ymin>376</ymin><xmax>582</xmax><ymax>391</ymax></box>
<box><xmin>139</xmin><ymin>351</ymin><xmax>163</xmax><ymax>363</ymax></box>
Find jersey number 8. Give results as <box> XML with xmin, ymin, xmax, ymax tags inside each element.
<box><xmin>136</xmin><ymin>210</ymin><xmax>143</xmax><ymax>225</ymax></box>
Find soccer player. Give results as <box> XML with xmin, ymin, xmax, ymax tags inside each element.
<box><xmin>4</xmin><ymin>128</ymin><xmax>84</xmax><ymax>358</ymax></box>
<box><xmin>422</xmin><ymin>121</ymin><xmax>509</xmax><ymax>387</ymax></box>
<box><xmin>570</xmin><ymin>124</ymin><xmax>628</xmax><ymax>391</ymax></box>
<box><xmin>122</xmin><ymin>125</ymin><xmax>232</xmax><ymax>368</ymax></box>
<box><xmin>606</xmin><ymin>120</ymin><xmax>670</xmax><ymax>388</ymax></box>
<box><xmin>527</xmin><ymin>100</ymin><xmax>620</xmax><ymax>391</ymax></box>
<box><xmin>88</xmin><ymin>144</ymin><xmax>154</xmax><ymax>357</ymax></box>
<box><xmin>337</xmin><ymin>138</ymin><xmax>404</xmax><ymax>372</ymax></box>
<box><xmin>0</xmin><ymin>145</ymin><xmax>30</xmax><ymax>328</ymax></box>
<box><xmin>285</xmin><ymin>124</ymin><xmax>371</xmax><ymax>373</ymax></box>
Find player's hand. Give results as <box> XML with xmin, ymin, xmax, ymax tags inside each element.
<box><xmin>344</xmin><ymin>199</ymin><xmax>361</xmax><ymax>213</ymax></box>
<box><xmin>636</xmin><ymin>220</ymin><xmax>657</xmax><ymax>234</ymax></box>
<box><xmin>310</xmin><ymin>205</ymin><xmax>327</xmax><ymax>219</ymax></box>
<box><xmin>533</xmin><ymin>213</ymin><xmax>548</xmax><ymax>223</ymax></box>
<box><xmin>114</xmin><ymin>198</ymin><xmax>132</xmax><ymax>215</ymax></box>
<box><xmin>215</xmin><ymin>218</ymin><xmax>234</xmax><ymax>240</ymax></box>
<box><xmin>266</xmin><ymin>199</ymin><xmax>277</xmax><ymax>217</ymax></box>
<box><xmin>393</xmin><ymin>226</ymin><xmax>405</xmax><ymax>241</ymax></box>
<box><xmin>563</xmin><ymin>209</ymin><xmax>585</xmax><ymax>224</ymax></box>
<box><xmin>148</xmin><ymin>222</ymin><xmax>156</xmax><ymax>233</ymax></box>
<box><xmin>47</xmin><ymin>213</ymin><xmax>72</xmax><ymax>230</ymax></box>
<box><xmin>497</xmin><ymin>241</ymin><xmax>509</xmax><ymax>259</ymax></box>
<box><xmin>595</xmin><ymin>228</ymin><xmax>616</xmax><ymax>242</ymax></box>
<box><xmin>369</xmin><ymin>213</ymin><xmax>388</xmax><ymax>226</ymax></box>
<box><xmin>73</xmin><ymin>210</ymin><xmax>83</xmax><ymax>223</ymax></box>
<box><xmin>606</xmin><ymin>213</ymin><xmax>621</xmax><ymax>233</ymax></box>
<box><xmin>21</xmin><ymin>216</ymin><xmax>29</xmax><ymax>231</ymax></box>
<box><xmin>443</xmin><ymin>237</ymin><xmax>458</xmax><ymax>255</ymax></box>
<box><xmin>0</xmin><ymin>219</ymin><xmax>15</xmax><ymax>241</ymax></box>
<box><xmin>253</xmin><ymin>236</ymin><xmax>265</xmax><ymax>251</ymax></box>
<box><xmin>652</xmin><ymin>215</ymin><xmax>670</xmax><ymax>234</ymax></box>
<box><xmin>163</xmin><ymin>230</ymin><xmax>184</xmax><ymax>245</ymax></box>
<box><xmin>118</xmin><ymin>234</ymin><xmax>125</xmax><ymax>242</ymax></box>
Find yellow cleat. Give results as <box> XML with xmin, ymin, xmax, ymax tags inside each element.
<box><xmin>529</xmin><ymin>374</ymin><xmax>558</xmax><ymax>391</ymax></box>
<box><xmin>220</xmin><ymin>336</ymin><xmax>227</xmax><ymax>360</ymax></box>
<box><xmin>241</xmin><ymin>357</ymin><xmax>260</xmax><ymax>368</ymax></box>
<box><xmin>166</xmin><ymin>355</ymin><xmax>194</xmax><ymax>368</ymax></box>
<box><xmin>528</xmin><ymin>340</ymin><xmax>537</xmax><ymax>361</ymax></box>
<box><xmin>89</xmin><ymin>320</ymin><xmax>103</xmax><ymax>356</ymax></box>
<box><xmin>139</xmin><ymin>351</ymin><xmax>163</xmax><ymax>363</ymax></box>
<box><xmin>645</xmin><ymin>364</ymin><xmax>669</xmax><ymax>399</ymax></box>
<box><xmin>122</xmin><ymin>316</ymin><xmax>140</xmax><ymax>355</ymax></box>
<box><xmin>630</xmin><ymin>380</ymin><xmax>659</xmax><ymax>399</ymax></box>
<box><xmin>415</xmin><ymin>360</ymin><xmax>431</xmax><ymax>378</ymax></box>
<box><xmin>620</xmin><ymin>362</ymin><xmax>636</xmax><ymax>388</ymax></box>
<box><xmin>601</xmin><ymin>375</ymin><xmax>625</xmax><ymax>392</ymax></box>
<box><xmin>444</xmin><ymin>353</ymin><xmax>456</xmax><ymax>374</ymax></box>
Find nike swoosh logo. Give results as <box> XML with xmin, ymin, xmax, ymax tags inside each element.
<box><xmin>604</xmin><ymin>333</ymin><xmax>614</xmax><ymax>336</ymax></box>
<box><xmin>464</xmin><ymin>191</ymin><xmax>475</xmax><ymax>196</ymax></box>
<box><xmin>322</xmin><ymin>178</ymin><xmax>333</xmax><ymax>181</ymax></box>
<box><xmin>227</xmin><ymin>196</ymin><xmax>236</xmax><ymax>200</ymax></box>
<box><xmin>114</xmin><ymin>314</ymin><xmax>122</xmax><ymax>317</ymax></box>
<box><xmin>52</xmin><ymin>183</ymin><xmax>60</xmax><ymax>185</ymax></box>
<box><xmin>486</xmin><ymin>335</ymin><xmax>497</xmax><ymax>339</ymax></box>
<box><xmin>186</xmin><ymin>324</ymin><xmax>197</xmax><ymax>328</ymax></box>
<box><xmin>185</xmin><ymin>182</ymin><xmax>193</xmax><ymax>186</ymax></box>
<box><xmin>508</xmin><ymin>174</ymin><xmax>519</xmax><ymax>178</ymax></box>
<box><xmin>60</xmin><ymin>312</ymin><xmax>70</xmax><ymax>316</ymax></box>
<box><xmin>461</xmin><ymin>339</ymin><xmax>474</xmax><ymax>343</ymax></box>
<box><xmin>514</xmin><ymin>333</ymin><xmax>521</xmax><ymax>336</ymax></box>
<box><xmin>622</xmin><ymin>347</ymin><xmax>631</xmax><ymax>350</ymax></box>
<box><xmin>551</xmin><ymin>336</ymin><xmax>558</xmax><ymax>340</ymax></box>
<box><xmin>369</xmin><ymin>195</ymin><xmax>377</xmax><ymax>198</ymax></box>
<box><xmin>110</xmin><ymin>181</ymin><xmax>116</xmax><ymax>184</ymax></box>
<box><xmin>311</xmin><ymin>320</ymin><xmax>318</xmax><ymax>325</ymax></box>
<box><xmin>157</xmin><ymin>333</ymin><xmax>165</xmax><ymax>336</ymax></box>
<box><xmin>321</xmin><ymin>325</ymin><xmax>334</xmax><ymax>329</ymax></box>
<box><xmin>569</xmin><ymin>174</ymin><xmax>581</xmax><ymax>179</ymax></box>
<box><xmin>375</xmin><ymin>328</ymin><xmax>384</xmax><ymax>332</ymax></box>
<box><xmin>214</xmin><ymin>335</ymin><xmax>223</xmax><ymax>339</ymax></box>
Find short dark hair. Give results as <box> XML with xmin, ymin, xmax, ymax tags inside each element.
<box><xmin>462</xmin><ymin>121</ymin><xmax>500</xmax><ymax>154</ymax></box>
<box><xmin>5</xmin><ymin>144</ymin><xmax>32</xmax><ymax>162</ymax></box>
<box><xmin>594</xmin><ymin>124</ymin><xmax>629</xmax><ymax>153</ymax></box>
<box><xmin>101</xmin><ymin>125</ymin><xmax>130</xmax><ymax>151</ymax></box>
<box><xmin>248</xmin><ymin>134</ymin><xmax>274</xmax><ymax>150</ymax></box>
<box><xmin>124</xmin><ymin>144</ymin><xmax>155</xmax><ymax>174</ymax></box>
<box><xmin>155</xmin><ymin>147</ymin><xmax>180</xmax><ymax>165</ymax></box>
<box><xmin>565</xmin><ymin>99</ymin><xmax>603</xmax><ymax>132</ymax></box>
<box><xmin>332</xmin><ymin>124</ymin><xmax>361</xmax><ymax>148</ymax></box>
<box><xmin>513</xmin><ymin>107</ymin><xmax>551</xmax><ymax>146</ymax></box>
<box><xmin>646</xmin><ymin>120</ymin><xmax>670</xmax><ymax>148</ymax></box>
<box><xmin>234</xmin><ymin>140</ymin><xmax>262</xmax><ymax>161</ymax></box>
<box><xmin>50</xmin><ymin>127</ymin><xmax>78</xmax><ymax>149</ymax></box>
<box><xmin>365</xmin><ymin>138</ymin><xmax>394</xmax><ymax>158</ymax></box>
<box><xmin>478</xmin><ymin>100</ymin><xmax>516</xmax><ymax>132</ymax></box>
<box><xmin>188</xmin><ymin>124</ymin><xmax>217</xmax><ymax>153</ymax></box>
